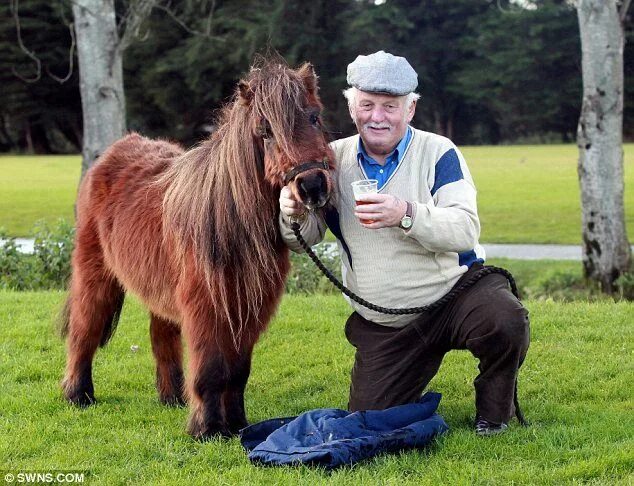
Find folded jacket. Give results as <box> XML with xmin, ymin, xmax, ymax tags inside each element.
<box><xmin>240</xmin><ymin>392</ymin><xmax>448</xmax><ymax>469</ymax></box>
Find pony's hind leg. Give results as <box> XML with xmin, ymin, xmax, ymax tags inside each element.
<box><xmin>61</xmin><ymin>275</ymin><xmax>125</xmax><ymax>407</ymax></box>
<box><xmin>61</xmin><ymin>228</ymin><xmax>125</xmax><ymax>407</ymax></box>
<box><xmin>222</xmin><ymin>346</ymin><xmax>254</xmax><ymax>435</ymax></box>
<box><xmin>149</xmin><ymin>314</ymin><xmax>185</xmax><ymax>406</ymax></box>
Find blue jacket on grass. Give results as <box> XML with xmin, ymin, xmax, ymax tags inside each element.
<box><xmin>240</xmin><ymin>392</ymin><xmax>448</xmax><ymax>469</ymax></box>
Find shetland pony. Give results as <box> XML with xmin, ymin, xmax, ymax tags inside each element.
<box><xmin>60</xmin><ymin>60</ymin><xmax>334</xmax><ymax>439</ymax></box>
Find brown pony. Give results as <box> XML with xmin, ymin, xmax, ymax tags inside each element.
<box><xmin>60</xmin><ymin>60</ymin><xmax>334</xmax><ymax>439</ymax></box>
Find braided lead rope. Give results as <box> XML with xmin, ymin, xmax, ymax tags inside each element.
<box><xmin>290</xmin><ymin>222</ymin><xmax>520</xmax><ymax>315</ymax></box>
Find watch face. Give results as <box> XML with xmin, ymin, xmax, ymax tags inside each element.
<box><xmin>401</xmin><ymin>216</ymin><xmax>413</xmax><ymax>229</ymax></box>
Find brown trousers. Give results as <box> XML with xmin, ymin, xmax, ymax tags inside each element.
<box><xmin>345</xmin><ymin>264</ymin><xmax>530</xmax><ymax>424</ymax></box>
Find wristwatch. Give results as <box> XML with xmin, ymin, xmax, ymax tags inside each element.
<box><xmin>399</xmin><ymin>201</ymin><xmax>413</xmax><ymax>230</ymax></box>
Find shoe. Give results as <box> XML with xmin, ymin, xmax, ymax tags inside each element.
<box><xmin>474</xmin><ymin>416</ymin><xmax>508</xmax><ymax>436</ymax></box>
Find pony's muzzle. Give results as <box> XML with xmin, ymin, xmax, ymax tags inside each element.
<box><xmin>296</xmin><ymin>170</ymin><xmax>330</xmax><ymax>210</ymax></box>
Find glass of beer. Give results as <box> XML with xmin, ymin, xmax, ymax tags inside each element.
<box><xmin>351</xmin><ymin>179</ymin><xmax>378</xmax><ymax>224</ymax></box>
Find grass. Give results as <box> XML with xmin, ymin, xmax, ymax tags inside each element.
<box><xmin>462</xmin><ymin>144</ymin><xmax>634</xmax><ymax>244</ymax></box>
<box><xmin>0</xmin><ymin>155</ymin><xmax>80</xmax><ymax>236</ymax></box>
<box><xmin>1</xmin><ymin>291</ymin><xmax>632</xmax><ymax>484</ymax></box>
<box><xmin>1</xmin><ymin>144</ymin><xmax>633</xmax><ymax>243</ymax></box>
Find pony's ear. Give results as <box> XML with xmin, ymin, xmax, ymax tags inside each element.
<box><xmin>297</xmin><ymin>63</ymin><xmax>318</xmax><ymax>95</ymax></box>
<box><xmin>238</xmin><ymin>80</ymin><xmax>254</xmax><ymax>106</ymax></box>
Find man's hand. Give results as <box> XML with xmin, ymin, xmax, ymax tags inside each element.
<box><xmin>279</xmin><ymin>185</ymin><xmax>306</xmax><ymax>218</ymax></box>
<box><xmin>354</xmin><ymin>193</ymin><xmax>407</xmax><ymax>229</ymax></box>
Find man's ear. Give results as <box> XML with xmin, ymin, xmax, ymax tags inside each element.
<box><xmin>348</xmin><ymin>103</ymin><xmax>356</xmax><ymax>121</ymax></box>
<box><xmin>297</xmin><ymin>62</ymin><xmax>318</xmax><ymax>95</ymax></box>
<box><xmin>406</xmin><ymin>99</ymin><xmax>417</xmax><ymax>123</ymax></box>
<box><xmin>238</xmin><ymin>80</ymin><xmax>254</xmax><ymax>106</ymax></box>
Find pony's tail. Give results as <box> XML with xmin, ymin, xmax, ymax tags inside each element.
<box><xmin>99</xmin><ymin>290</ymin><xmax>125</xmax><ymax>347</ymax></box>
<box><xmin>57</xmin><ymin>290</ymin><xmax>126</xmax><ymax>347</ymax></box>
<box><xmin>57</xmin><ymin>295</ymin><xmax>72</xmax><ymax>340</ymax></box>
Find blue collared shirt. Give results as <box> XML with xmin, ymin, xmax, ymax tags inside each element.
<box><xmin>357</xmin><ymin>126</ymin><xmax>412</xmax><ymax>190</ymax></box>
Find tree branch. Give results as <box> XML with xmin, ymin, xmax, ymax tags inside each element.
<box><xmin>496</xmin><ymin>0</ymin><xmax>525</xmax><ymax>14</ymax></box>
<box><xmin>153</xmin><ymin>2</ymin><xmax>223</xmax><ymax>39</ymax></box>
<box><xmin>47</xmin><ymin>21</ymin><xmax>76</xmax><ymax>83</ymax></box>
<box><xmin>620</xmin><ymin>0</ymin><xmax>632</xmax><ymax>24</ymax></box>
<box><xmin>118</xmin><ymin>0</ymin><xmax>157</xmax><ymax>52</ymax></box>
<box><xmin>10</xmin><ymin>0</ymin><xmax>41</xmax><ymax>83</ymax></box>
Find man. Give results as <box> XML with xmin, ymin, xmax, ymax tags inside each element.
<box><xmin>279</xmin><ymin>51</ymin><xmax>529</xmax><ymax>436</ymax></box>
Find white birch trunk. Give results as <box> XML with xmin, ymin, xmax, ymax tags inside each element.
<box><xmin>577</xmin><ymin>0</ymin><xmax>631</xmax><ymax>292</ymax></box>
<box><xmin>72</xmin><ymin>0</ymin><xmax>126</xmax><ymax>177</ymax></box>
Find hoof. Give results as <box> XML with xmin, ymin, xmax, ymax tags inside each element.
<box><xmin>187</xmin><ymin>414</ymin><xmax>231</xmax><ymax>440</ymax></box>
<box><xmin>64</xmin><ymin>389</ymin><xmax>96</xmax><ymax>408</ymax></box>
<box><xmin>227</xmin><ymin>418</ymin><xmax>249</xmax><ymax>436</ymax></box>
<box><xmin>159</xmin><ymin>393</ymin><xmax>187</xmax><ymax>407</ymax></box>
<box><xmin>62</xmin><ymin>378</ymin><xmax>95</xmax><ymax>408</ymax></box>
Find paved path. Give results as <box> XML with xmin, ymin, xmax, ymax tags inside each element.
<box><xmin>4</xmin><ymin>238</ymin><xmax>36</xmax><ymax>254</ymax></box>
<box><xmin>4</xmin><ymin>237</ymin><xmax>633</xmax><ymax>260</ymax></box>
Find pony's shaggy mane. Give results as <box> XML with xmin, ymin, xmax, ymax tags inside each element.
<box><xmin>159</xmin><ymin>60</ymin><xmax>314</xmax><ymax>347</ymax></box>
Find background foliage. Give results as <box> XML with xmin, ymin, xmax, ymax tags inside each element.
<box><xmin>1</xmin><ymin>0</ymin><xmax>633</xmax><ymax>153</ymax></box>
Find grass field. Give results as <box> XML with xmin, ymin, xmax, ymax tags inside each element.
<box><xmin>463</xmin><ymin>144</ymin><xmax>634</xmax><ymax>244</ymax></box>
<box><xmin>0</xmin><ymin>155</ymin><xmax>80</xmax><ymax>237</ymax></box>
<box><xmin>1</xmin><ymin>291</ymin><xmax>632</xmax><ymax>484</ymax></box>
<box><xmin>1</xmin><ymin>144</ymin><xmax>632</xmax><ymax>243</ymax></box>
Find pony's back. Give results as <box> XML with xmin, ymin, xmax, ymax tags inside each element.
<box><xmin>74</xmin><ymin>133</ymin><xmax>185</xmax><ymax>324</ymax></box>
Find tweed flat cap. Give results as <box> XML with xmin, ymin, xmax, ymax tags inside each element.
<box><xmin>347</xmin><ymin>51</ymin><xmax>417</xmax><ymax>96</ymax></box>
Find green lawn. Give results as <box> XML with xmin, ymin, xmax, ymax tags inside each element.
<box><xmin>1</xmin><ymin>145</ymin><xmax>633</xmax><ymax>243</ymax></box>
<box><xmin>462</xmin><ymin>144</ymin><xmax>634</xmax><ymax>244</ymax></box>
<box><xmin>1</xmin><ymin>292</ymin><xmax>632</xmax><ymax>484</ymax></box>
<box><xmin>0</xmin><ymin>155</ymin><xmax>80</xmax><ymax>236</ymax></box>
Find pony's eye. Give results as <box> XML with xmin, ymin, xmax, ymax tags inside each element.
<box><xmin>309</xmin><ymin>113</ymin><xmax>319</xmax><ymax>126</ymax></box>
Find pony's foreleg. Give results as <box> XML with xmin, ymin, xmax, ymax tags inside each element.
<box><xmin>185</xmin><ymin>341</ymin><xmax>232</xmax><ymax>439</ymax></box>
<box><xmin>62</xmin><ymin>259</ymin><xmax>125</xmax><ymax>407</ymax></box>
<box><xmin>222</xmin><ymin>347</ymin><xmax>253</xmax><ymax>434</ymax></box>
<box><xmin>177</xmin><ymin>305</ymin><xmax>230</xmax><ymax>438</ymax></box>
<box><xmin>149</xmin><ymin>314</ymin><xmax>185</xmax><ymax>406</ymax></box>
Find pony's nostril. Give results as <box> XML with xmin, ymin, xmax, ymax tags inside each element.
<box><xmin>297</xmin><ymin>179</ymin><xmax>309</xmax><ymax>199</ymax></box>
<box><xmin>296</xmin><ymin>171</ymin><xmax>329</xmax><ymax>208</ymax></box>
<box><xmin>318</xmin><ymin>172</ymin><xmax>328</xmax><ymax>192</ymax></box>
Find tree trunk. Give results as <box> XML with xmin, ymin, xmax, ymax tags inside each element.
<box><xmin>72</xmin><ymin>0</ymin><xmax>126</xmax><ymax>178</ymax></box>
<box><xmin>576</xmin><ymin>0</ymin><xmax>631</xmax><ymax>293</ymax></box>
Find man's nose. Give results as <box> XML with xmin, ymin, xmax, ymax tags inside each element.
<box><xmin>370</xmin><ymin>107</ymin><xmax>386</xmax><ymax>122</ymax></box>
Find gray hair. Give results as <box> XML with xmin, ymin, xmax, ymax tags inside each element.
<box><xmin>343</xmin><ymin>87</ymin><xmax>420</xmax><ymax>111</ymax></box>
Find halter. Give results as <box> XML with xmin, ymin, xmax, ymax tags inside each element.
<box><xmin>257</xmin><ymin>116</ymin><xmax>329</xmax><ymax>186</ymax></box>
<box><xmin>283</xmin><ymin>158</ymin><xmax>329</xmax><ymax>185</ymax></box>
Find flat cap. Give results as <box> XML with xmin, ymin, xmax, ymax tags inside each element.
<box><xmin>347</xmin><ymin>51</ymin><xmax>418</xmax><ymax>96</ymax></box>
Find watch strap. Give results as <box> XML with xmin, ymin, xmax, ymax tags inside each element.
<box><xmin>405</xmin><ymin>201</ymin><xmax>413</xmax><ymax>219</ymax></box>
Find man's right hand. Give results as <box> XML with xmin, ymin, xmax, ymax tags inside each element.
<box><xmin>279</xmin><ymin>185</ymin><xmax>306</xmax><ymax>218</ymax></box>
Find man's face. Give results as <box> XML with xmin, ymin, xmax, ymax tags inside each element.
<box><xmin>350</xmin><ymin>90</ymin><xmax>416</xmax><ymax>160</ymax></box>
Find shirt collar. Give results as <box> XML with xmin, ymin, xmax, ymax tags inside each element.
<box><xmin>357</xmin><ymin>126</ymin><xmax>412</xmax><ymax>165</ymax></box>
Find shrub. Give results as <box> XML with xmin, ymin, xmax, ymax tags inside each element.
<box><xmin>286</xmin><ymin>244</ymin><xmax>342</xmax><ymax>295</ymax></box>
<box><xmin>615</xmin><ymin>269</ymin><xmax>634</xmax><ymax>301</ymax></box>
<box><xmin>0</xmin><ymin>230</ymin><xmax>39</xmax><ymax>290</ymax></box>
<box><xmin>0</xmin><ymin>219</ymin><xmax>74</xmax><ymax>291</ymax></box>
<box><xmin>32</xmin><ymin>219</ymin><xmax>75</xmax><ymax>288</ymax></box>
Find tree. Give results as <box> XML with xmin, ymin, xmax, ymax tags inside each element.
<box><xmin>124</xmin><ymin>0</ymin><xmax>275</xmax><ymax>146</ymax></box>
<box><xmin>72</xmin><ymin>0</ymin><xmax>154</xmax><ymax>177</ymax></box>
<box><xmin>1</xmin><ymin>0</ymin><xmax>82</xmax><ymax>153</ymax></box>
<box><xmin>458</xmin><ymin>1</ymin><xmax>581</xmax><ymax>143</ymax></box>
<box><xmin>576</xmin><ymin>0</ymin><xmax>632</xmax><ymax>292</ymax></box>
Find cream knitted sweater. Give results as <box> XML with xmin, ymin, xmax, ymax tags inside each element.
<box><xmin>279</xmin><ymin>127</ymin><xmax>485</xmax><ymax>328</ymax></box>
